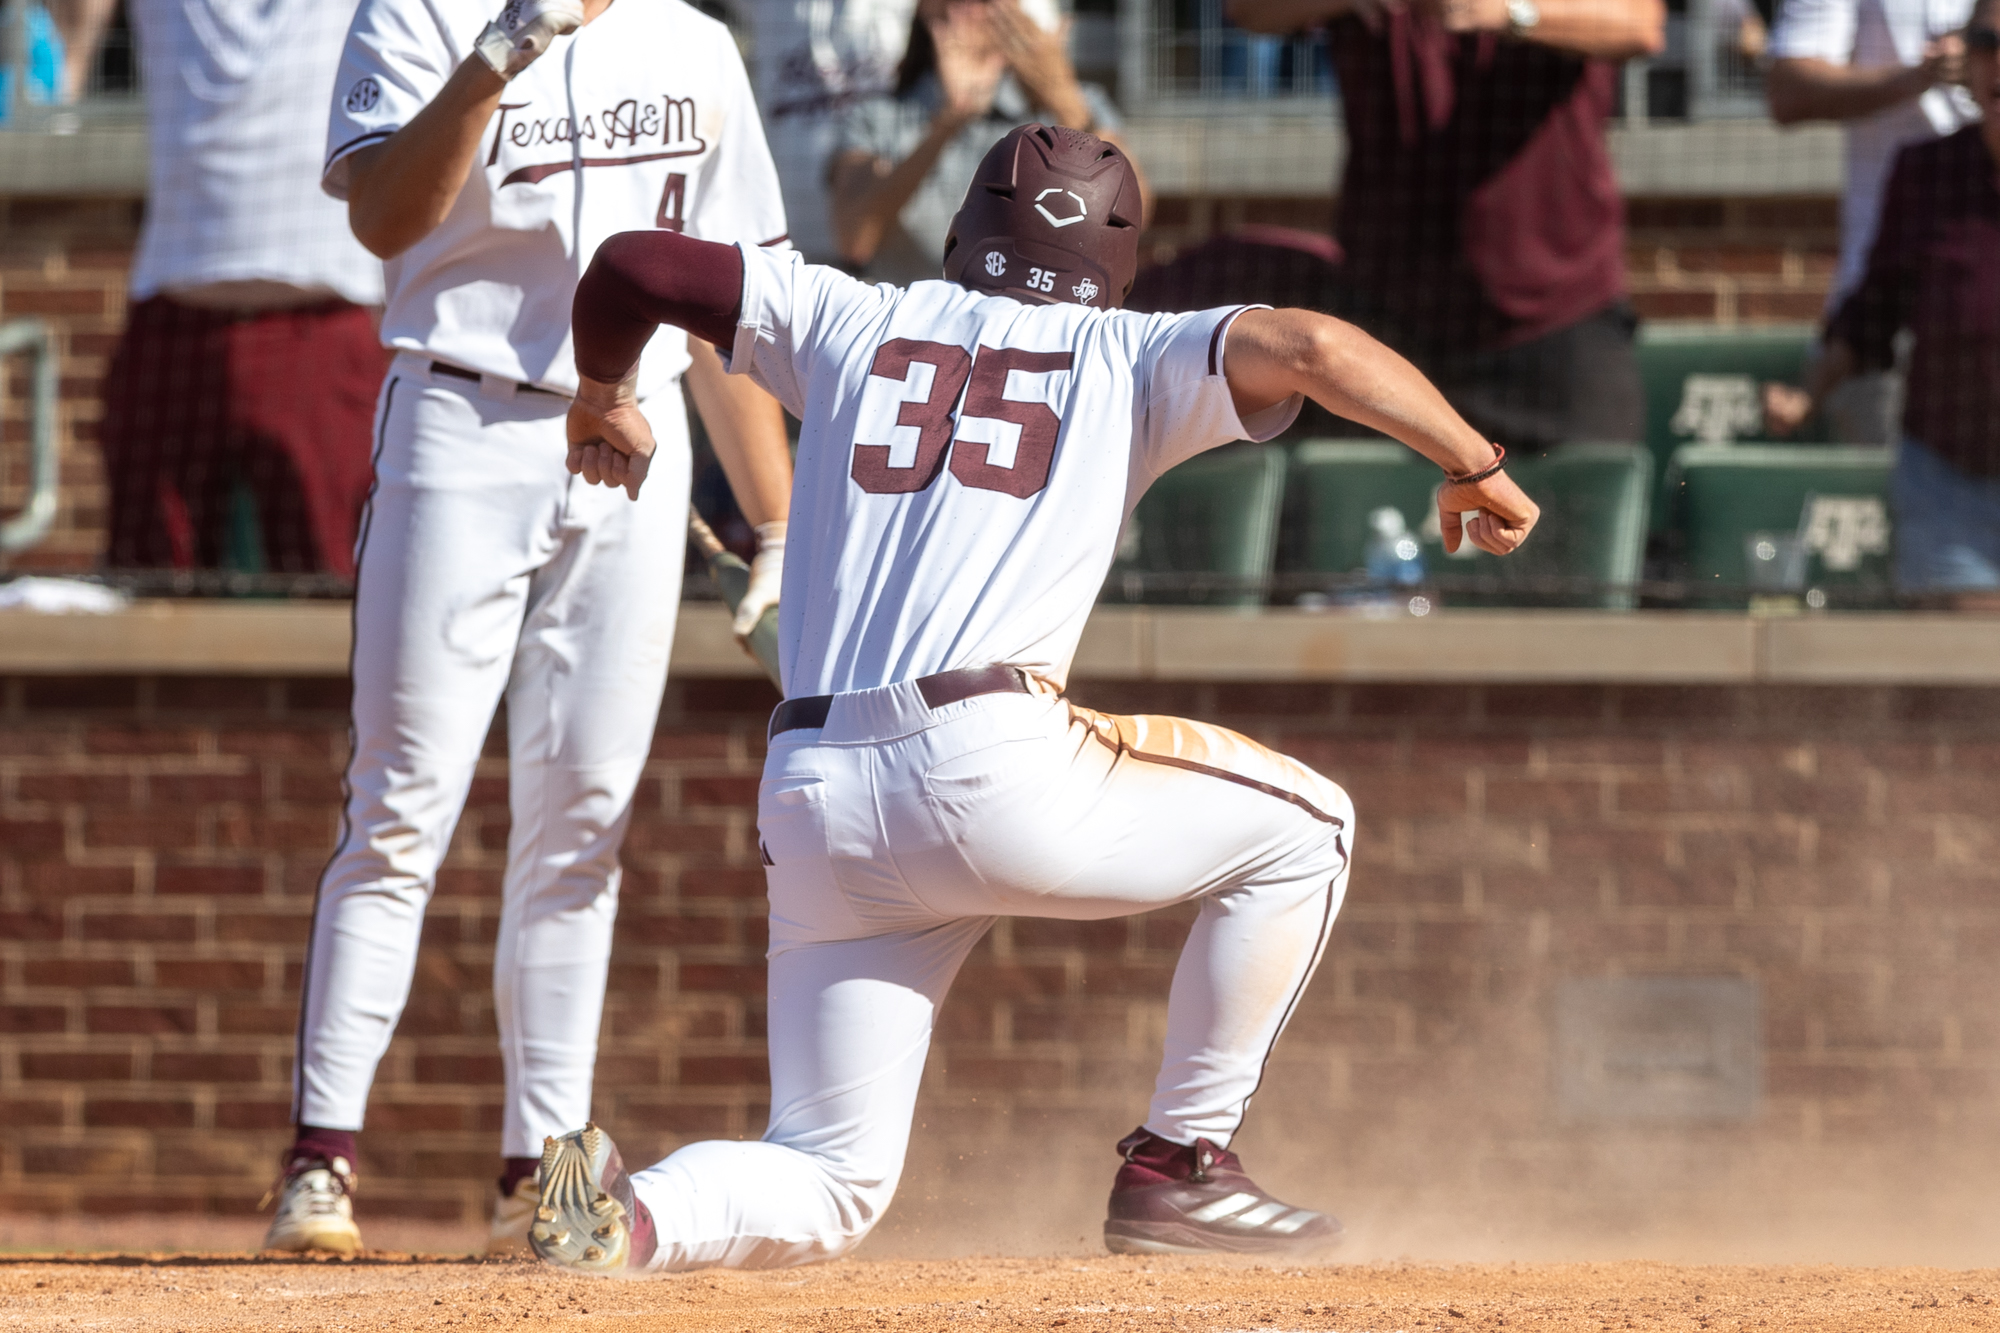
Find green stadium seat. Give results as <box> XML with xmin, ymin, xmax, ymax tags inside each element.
<box><xmin>1285</xmin><ymin>441</ymin><xmax>1443</xmax><ymax>579</ymax></box>
<box><xmin>1286</xmin><ymin>441</ymin><xmax>1653</xmax><ymax>610</ymax></box>
<box><xmin>225</xmin><ymin>477</ymin><xmax>265</xmax><ymax>575</ymax></box>
<box><xmin>1108</xmin><ymin>444</ymin><xmax>1288</xmax><ymax>607</ymax></box>
<box><xmin>1666</xmin><ymin>444</ymin><xmax>1894</xmax><ymax>608</ymax></box>
<box><xmin>1636</xmin><ymin>324</ymin><xmax>1819</xmax><ymax>530</ymax></box>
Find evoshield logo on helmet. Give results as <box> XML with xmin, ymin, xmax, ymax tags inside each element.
<box><xmin>941</xmin><ymin>124</ymin><xmax>1141</xmax><ymax>310</ymax></box>
<box><xmin>1033</xmin><ymin>188</ymin><xmax>1089</xmax><ymax>228</ymax></box>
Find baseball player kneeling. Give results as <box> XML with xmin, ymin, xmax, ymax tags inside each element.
<box><xmin>262</xmin><ymin>0</ymin><xmax>794</xmax><ymax>1258</ymax></box>
<box><xmin>531</xmin><ymin>124</ymin><xmax>1539</xmax><ymax>1270</ymax></box>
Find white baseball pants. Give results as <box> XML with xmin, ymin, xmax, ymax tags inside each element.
<box><xmin>628</xmin><ymin>679</ymin><xmax>1353</xmax><ymax>1269</ymax></box>
<box><xmin>295</xmin><ymin>354</ymin><xmax>692</xmax><ymax>1157</ymax></box>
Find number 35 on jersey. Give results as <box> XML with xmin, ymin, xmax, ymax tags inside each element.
<box><xmin>850</xmin><ymin>338</ymin><xmax>1074</xmax><ymax>500</ymax></box>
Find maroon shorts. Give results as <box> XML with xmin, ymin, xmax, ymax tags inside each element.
<box><xmin>99</xmin><ymin>296</ymin><xmax>390</xmax><ymax>576</ymax></box>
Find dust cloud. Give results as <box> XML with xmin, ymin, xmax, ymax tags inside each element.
<box><xmin>857</xmin><ymin>998</ymin><xmax>2000</xmax><ymax>1271</ymax></box>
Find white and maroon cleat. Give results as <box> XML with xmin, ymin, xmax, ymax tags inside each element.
<box><xmin>261</xmin><ymin>1153</ymin><xmax>363</xmax><ymax>1256</ymax></box>
<box><xmin>1103</xmin><ymin>1128</ymin><xmax>1341</xmax><ymax>1256</ymax></box>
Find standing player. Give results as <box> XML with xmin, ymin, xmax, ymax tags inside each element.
<box><xmin>532</xmin><ymin>125</ymin><xmax>1538</xmax><ymax>1270</ymax></box>
<box><xmin>261</xmin><ymin>0</ymin><xmax>795</xmax><ymax>1256</ymax></box>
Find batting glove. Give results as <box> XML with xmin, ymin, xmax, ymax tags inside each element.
<box><xmin>474</xmin><ymin>0</ymin><xmax>585</xmax><ymax>81</ymax></box>
<box><xmin>732</xmin><ymin>521</ymin><xmax>785</xmax><ymax>643</ymax></box>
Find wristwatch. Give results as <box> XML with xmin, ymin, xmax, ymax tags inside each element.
<box><xmin>1505</xmin><ymin>0</ymin><xmax>1540</xmax><ymax>36</ymax></box>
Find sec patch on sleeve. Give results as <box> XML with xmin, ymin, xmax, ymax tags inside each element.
<box><xmin>344</xmin><ymin>76</ymin><xmax>381</xmax><ymax>114</ymax></box>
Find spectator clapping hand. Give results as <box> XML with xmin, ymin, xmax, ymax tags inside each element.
<box><xmin>831</xmin><ymin>0</ymin><xmax>1148</xmax><ymax>273</ymax></box>
<box><xmin>932</xmin><ymin>2</ymin><xmax>1006</xmax><ymax>128</ymax></box>
<box><xmin>1921</xmin><ymin>32</ymin><xmax>1968</xmax><ymax>90</ymax></box>
<box><xmin>987</xmin><ymin>0</ymin><xmax>1092</xmax><ymax>128</ymax></box>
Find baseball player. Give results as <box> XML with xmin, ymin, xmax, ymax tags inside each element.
<box><xmin>260</xmin><ymin>0</ymin><xmax>794</xmax><ymax>1256</ymax></box>
<box><xmin>525</xmin><ymin>125</ymin><xmax>1538</xmax><ymax>1271</ymax></box>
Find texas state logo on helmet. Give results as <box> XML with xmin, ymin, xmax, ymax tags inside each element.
<box><xmin>941</xmin><ymin>124</ymin><xmax>1143</xmax><ymax>310</ymax></box>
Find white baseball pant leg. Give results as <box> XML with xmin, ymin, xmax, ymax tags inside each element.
<box><xmin>295</xmin><ymin>355</ymin><xmax>691</xmax><ymax>1156</ymax></box>
<box><xmin>627</xmin><ymin>681</ymin><xmax>1352</xmax><ymax>1269</ymax></box>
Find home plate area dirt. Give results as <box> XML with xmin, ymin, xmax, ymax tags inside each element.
<box><xmin>5</xmin><ymin>1256</ymin><xmax>2000</xmax><ymax>1332</ymax></box>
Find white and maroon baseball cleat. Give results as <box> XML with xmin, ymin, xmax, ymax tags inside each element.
<box><xmin>1103</xmin><ymin>1128</ymin><xmax>1342</xmax><ymax>1256</ymax></box>
<box><xmin>528</xmin><ymin>1124</ymin><xmax>656</xmax><ymax>1272</ymax></box>
<box><xmin>260</xmin><ymin>1153</ymin><xmax>362</xmax><ymax>1256</ymax></box>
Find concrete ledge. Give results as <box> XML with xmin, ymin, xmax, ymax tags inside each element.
<box><xmin>1119</xmin><ymin>115</ymin><xmax>1842</xmax><ymax>200</ymax></box>
<box><xmin>5</xmin><ymin>602</ymin><xmax>2000</xmax><ymax>684</ymax></box>
<box><xmin>0</xmin><ymin>124</ymin><xmax>149</xmax><ymax>197</ymax></box>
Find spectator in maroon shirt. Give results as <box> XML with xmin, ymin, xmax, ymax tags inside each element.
<box><xmin>1226</xmin><ymin>0</ymin><xmax>1663</xmax><ymax>451</ymax></box>
<box><xmin>1766</xmin><ymin>2</ymin><xmax>2000</xmax><ymax>610</ymax></box>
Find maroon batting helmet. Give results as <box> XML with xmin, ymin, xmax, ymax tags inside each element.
<box><xmin>941</xmin><ymin>124</ymin><xmax>1143</xmax><ymax>310</ymax></box>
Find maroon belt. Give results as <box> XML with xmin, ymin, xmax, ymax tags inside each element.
<box><xmin>429</xmin><ymin>360</ymin><xmax>563</xmax><ymax>397</ymax></box>
<box><xmin>768</xmin><ymin>664</ymin><xmax>1031</xmax><ymax>739</ymax></box>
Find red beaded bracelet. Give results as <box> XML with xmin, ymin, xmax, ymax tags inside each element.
<box><xmin>1447</xmin><ymin>444</ymin><xmax>1506</xmax><ymax>486</ymax></box>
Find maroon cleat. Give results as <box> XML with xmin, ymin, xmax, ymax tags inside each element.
<box><xmin>1104</xmin><ymin>1127</ymin><xmax>1342</xmax><ymax>1256</ymax></box>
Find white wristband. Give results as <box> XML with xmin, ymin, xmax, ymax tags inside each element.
<box><xmin>473</xmin><ymin>0</ymin><xmax>584</xmax><ymax>81</ymax></box>
<box><xmin>473</xmin><ymin>21</ymin><xmax>522</xmax><ymax>79</ymax></box>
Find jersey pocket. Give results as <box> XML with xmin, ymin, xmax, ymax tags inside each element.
<box><xmin>758</xmin><ymin>776</ymin><xmax>860</xmax><ymax>947</ymax></box>
<box><xmin>758</xmin><ymin>776</ymin><xmax>829</xmax><ymax>864</ymax></box>
<box><xmin>921</xmin><ymin>737</ymin><xmax>1050</xmax><ymax>798</ymax></box>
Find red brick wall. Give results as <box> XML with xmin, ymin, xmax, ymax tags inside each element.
<box><xmin>1625</xmin><ymin>197</ymin><xmax>1840</xmax><ymax>324</ymax></box>
<box><xmin>0</xmin><ymin>199</ymin><xmax>138</xmax><ymax>574</ymax></box>
<box><xmin>4</xmin><ymin>672</ymin><xmax>1998</xmax><ymax>1249</ymax></box>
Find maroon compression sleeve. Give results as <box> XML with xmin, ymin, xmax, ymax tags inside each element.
<box><xmin>571</xmin><ymin>230</ymin><xmax>746</xmax><ymax>382</ymax></box>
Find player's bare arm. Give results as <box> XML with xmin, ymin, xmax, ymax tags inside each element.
<box><xmin>1766</xmin><ymin>38</ymin><xmax>1966</xmax><ymax>125</ymax></box>
<box><xmin>684</xmin><ymin>343</ymin><xmax>791</xmax><ymax>530</ymax></box>
<box><xmin>1222</xmin><ymin>308</ymin><xmax>1539</xmax><ymax>556</ymax></box>
<box><xmin>343</xmin><ymin>0</ymin><xmax>605</xmax><ymax>258</ymax></box>
<box><xmin>1226</xmin><ymin>0</ymin><xmax>1664</xmax><ymax>60</ymax></box>
<box><xmin>684</xmin><ymin>340</ymin><xmax>794</xmax><ymax>643</ymax></box>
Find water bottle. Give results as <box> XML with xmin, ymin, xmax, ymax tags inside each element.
<box><xmin>1363</xmin><ymin>506</ymin><xmax>1425</xmax><ymax>587</ymax></box>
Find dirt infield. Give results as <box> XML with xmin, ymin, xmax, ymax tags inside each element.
<box><xmin>5</xmin><ymin>1254</ymin><xmax>1998</xmax><ymax>1332</ymax></box>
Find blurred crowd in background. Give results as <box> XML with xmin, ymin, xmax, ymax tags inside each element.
<box><xmin>3</xmin><ymin>0</ymin><xmax>1996</xmax><ymax>610</ymax></box>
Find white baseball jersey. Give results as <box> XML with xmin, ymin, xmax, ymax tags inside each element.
<box><xmin>324</xmin><ymin>0</ymin><xmax>788</xmax><ymax>398</ymax></box>
<box><xmin>721</xmin><ymin>247</ymin><xmax>1302</xmax><ymax>696</ymax></box>
<box><xmin>130</xmin><ymin>0</ymin><xmax>383</xmax><ymax>305</ymax></box>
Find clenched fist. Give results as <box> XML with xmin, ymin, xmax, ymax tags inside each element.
<box><xmin>1436</xmin><ymin>465</ymin><xmax>1539</xmax><ymax>556</ymax></box>
<box><xmin>568</xmin><ymin>372</ymin><xmax>655</xmax><ymax>501</ymax></box>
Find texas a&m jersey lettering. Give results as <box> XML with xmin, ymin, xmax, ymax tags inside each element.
<box><xmin>849</xmin><ymin>340</ymin><xmax>1074</xmax><ymax>499</ymax></box>
<box><xmin>487</xmin><ymin>94</ymin><xmax>708</xmax><ymax>188</ymax></box>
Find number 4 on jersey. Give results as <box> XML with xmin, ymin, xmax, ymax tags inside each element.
<box><xmin>850</xmin><ymin>339</ymin><xmax>1073</xmax><ymax>498</ymax></box>
<box><xmin>656</xmin><ymin>173</ymin><xmax>687</xmax><ymax>232</ymax></box>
